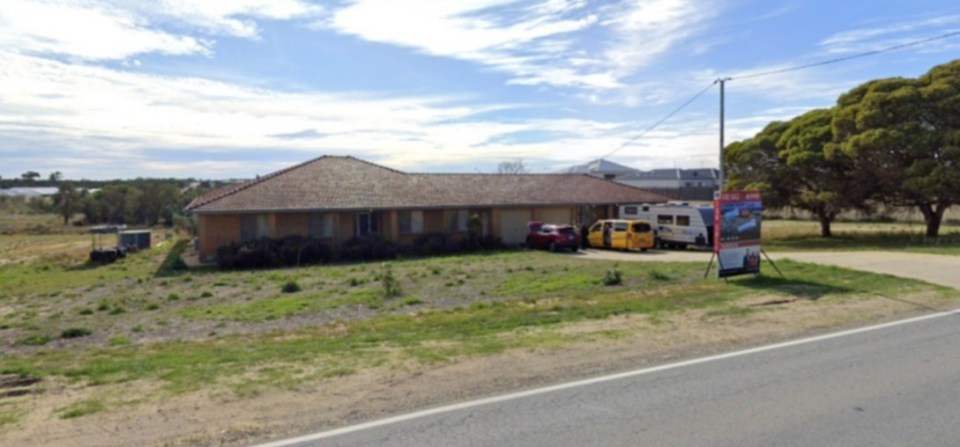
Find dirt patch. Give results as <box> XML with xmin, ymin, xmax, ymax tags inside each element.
<box><xmin>2</xmin><ymin>289</ymin><xmax>952</xmax><ymax>447</ymax></box>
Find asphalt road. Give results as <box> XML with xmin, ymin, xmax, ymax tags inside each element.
<box><xmin>260</xmin><ymin>311</ymin><xmax>960</xmax><ymax>447</ymax></box>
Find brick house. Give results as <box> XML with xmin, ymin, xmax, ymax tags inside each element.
<box><xmin>185</xmin><ymin>156</ymin><xmax>672</xmax><ymax>261</ymax></box>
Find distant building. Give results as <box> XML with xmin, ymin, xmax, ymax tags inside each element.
<box><xmin>558</xmin><ymin>159</ymin><xmax>719</xmax><ymax>201</ymax></box>
<box><xmin>0</xmin><ymin>187</ymin><xmax>60</xmax><ymax>199</ymax></box>
<box><xmin>557</xmin><ymin>159</ymin><xmax>637</xmax><ymax>180</ymax></box>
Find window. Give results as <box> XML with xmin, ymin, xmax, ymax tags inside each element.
<box><xmin>623</xmin><ymin>206</ymin><xmax>638</xmax><ymax>215</ymax></box>
<box><xmin>676</xmin><ymin>216</ymin><xmax>690</xmax><ymax>227</ymax></box>
<box><xmin>657</xmin><ymin>215</ymin><xmax>674</xmax><ymax>224</ymax></box>
<box><xmin>447</xmin><ymin>209</ymin><xmax>468</xmax><ymax>232</ymax></box>
<box><xmin>541</xmin><ymin>225</ymin><xmax>555</xmax><ymax>233</ymax></box>
<box><xmin>614</xmin><ymin>222</ymin><xmax>627</xmax><ymax>232</ymax></box>
<box><xmin>309</xmin><ymin>213</ymin><xmax>333</xmax><ymax>238</ymax></box>
<box><xmin>590</xmin><ymin>223</ymin><xmax>602</xmax><ymax>233</ymax></box>
<box><xmin>241</xmin><ymin>215</ymin><xmax>269</xmax><ymax>242</ymax></box>
<box><xmin>399</xmin><ymin>210</ymin><xmax>424</xmax><ymax>234</ymax></box>
<box><xmin>642</xmin><ymin>206</ymin><xmax>649</xmax><ymax>212</ymax></box>
<box><xmin>632</xmin><ymin>223</ymin><xmax>652</xmax><ymax>233</ymax></box>
<box><xmin>357</xmin><ymin>212</ymin><xmax>379</xmax><ymax>236</ymax></box>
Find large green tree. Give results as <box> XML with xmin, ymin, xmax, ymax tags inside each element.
<box><xmin>723</xmin><ymin>120</ymin><xmax>795</xmax><ymax>208</ymax></box>
<box><xmin>833</xmin><ymin>60</ymin><xmax>960</xmax><ymax>237</ymax></box>
<box><xmin>777</xmin><ymin>108</ymin><xmax>873</xmax><ymax>237</ymax></box>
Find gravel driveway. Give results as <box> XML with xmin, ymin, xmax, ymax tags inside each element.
<box><xmin>566</xmin><ymin>248</ymin><xmax>960</xmax><ymax>290</ymax></box>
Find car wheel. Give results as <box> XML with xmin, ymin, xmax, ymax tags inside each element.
<box><xmin>548</xmin><ymin>241</ymin><xmax>557</xmax><ymax>252</ymax></box>
<box><xmin>641</xmin><ymin>248</ymin><xmax>648</xmax><ymax>252</ymax></box>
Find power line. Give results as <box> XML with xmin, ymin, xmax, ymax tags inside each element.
<box><xmin>732</xmin><ymin>30</ymin><xmax>960</xmax><ymax>81</ymax></box>
<box><xmin>598</xmin><ymin>81</ymin><xmax>716</xmax><ymax>160</ymax></box>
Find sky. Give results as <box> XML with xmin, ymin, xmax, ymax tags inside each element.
<box><xmin>1</xmin><ymin>0</ymin><xmax>958</xmax><ymax>180</ymax></box>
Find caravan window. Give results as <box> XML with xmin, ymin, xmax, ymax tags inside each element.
<box><xmin>657</xmin><ymin>215</ymin><xmax>673</xmax><ymax>224</ymax></box>
<box><xmin>676</xmin><ymin>216</ymin><xmax>690</xmax><ymax>227</ymax></box>
<box><xmin>624</xmin><ymin>206</ymin><xmax>638</xmax><ymax>215</ymax></box>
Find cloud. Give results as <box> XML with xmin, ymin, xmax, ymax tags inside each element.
<box><xmin>0</xmin><ymin>50</ymin><xmax>735</xmax><ymax>178</ymax></box>
<box><xmin>0</xmin><ymin>0</ymin><xmax>321</xmax><ymax>61</ymax></box>
<box><xmin>820</xmin><ymin>15</ymin><xmax>960</xmax><ymax>54</ymax></box>
<box><xmin>318</xmin><ymin>0</ymin><xmax>718</xmax><ymax>95</ymax></box>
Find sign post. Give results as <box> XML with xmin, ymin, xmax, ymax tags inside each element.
<box><xmin>714</xmin><ymin>191</ymin><xmax>763</xmax><ymax>278</ymax></box>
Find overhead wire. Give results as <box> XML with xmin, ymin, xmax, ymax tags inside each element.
<box><xmin>731</xmin><ymin>29</ymin><xmax>960</xmax><ymax>80</ymax></box>
<box><xmin>597</xmin><ymin>80</ymin><xmax>717</xmax><ymax>160</ymax></box>
<box><xmin>594</xmin><ymin>29</ymin><xmax>960</xmax><ymax>164</ymax></box>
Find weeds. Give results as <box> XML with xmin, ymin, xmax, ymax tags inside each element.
<box><xmin>603</xmin><ymin>266</ymin><xmax>622</xmax><ymax>286</ymax></box>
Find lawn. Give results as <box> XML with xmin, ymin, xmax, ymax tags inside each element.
<box><xmin>0</xmin><ymin>230</ymin><xmax>953</xmax><ymax>427</ymax></box>
<box><xmin>762</xmin><ymin>220</ymin><xmax>960</xmax><ymax>254</ymax></box>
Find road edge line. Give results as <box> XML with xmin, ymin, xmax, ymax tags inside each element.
<box><xmin>254</xmin><ymin>309</ymin><xmax>958</xmax><ymax>447</ymax></box>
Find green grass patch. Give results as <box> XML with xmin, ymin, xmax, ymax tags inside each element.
<box><xmin>57</xmin><ymin>399</ymin><xmax>106</xmax><ymax>419</ymax></box>
<box><xmin>0</xmin><ymin>259</ymin><xmax>943</xmax><ymax>396</ymax></box>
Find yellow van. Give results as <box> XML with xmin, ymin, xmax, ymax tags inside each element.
<box><xmin>587</xmin><ymin>219</ymin><xmax>655</xmax><ymax>252</ymax></box>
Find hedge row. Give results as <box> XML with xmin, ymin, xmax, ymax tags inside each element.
<box><xmin>216</xmin><ymin>233</ymin><xmax>505</xmax><ymax>270</ymax></box>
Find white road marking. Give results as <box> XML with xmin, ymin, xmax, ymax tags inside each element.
<box><xmin>254</xmin><ymin>309</ymin><xmax>958</xmax><ymax>447</ymax></box>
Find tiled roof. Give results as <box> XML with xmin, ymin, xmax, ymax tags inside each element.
<box><xmin>186</xmin><ymin>156</ymin><xmax>671</xmax><ymax>213</ymax></box>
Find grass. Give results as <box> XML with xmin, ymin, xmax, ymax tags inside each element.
<box><xmin>0</xmin><ymin>224</ymin><xmax>956</xmax><ymax>417</ymax></box>
<box><xmin>0</xmin><ymin>256</ymin><xmax>944</xmax><ymax>396</ymax></box>
<box><xmin>57</xmin><ymin>399</ymin><xmax>106</xmax><ymax>419</ymax></box>
<box><xmin>762</xmin><ymin>220</ymin><xmax>960</xmax><ymax>254</ymax></box>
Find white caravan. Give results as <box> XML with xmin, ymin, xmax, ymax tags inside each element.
<box><xmin>619</xmin><ymin>203</ymin><xmax>714</xmax><ymax>249</ymax></box>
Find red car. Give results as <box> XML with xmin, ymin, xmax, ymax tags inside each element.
<box><xmin>526</xmin><ymin>222</ymin><xmax>580</xmax><ymax>252</ymax></box>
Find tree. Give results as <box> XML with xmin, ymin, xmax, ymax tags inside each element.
<box><xmin>833</xmin><ymin>60</ymin><xmax>960</xmax><ymax>237</ymax></box>
<box><xmin>777</xmin><ymin>108</ymin><xmax>873</xmax><ymax>237</ymax></box>
<box><xmin>497</xmin><ymin>159</ymin><xmax>527</xmax><ymax>174</ymax></box>
<box><xmin>21</xmin><ymin>171</ymin><xmax>40</xmax><ymax>182</ymax></box>
<box><xmin>49</xmin><ymin>171</ymin><xmax>63</xmax><ymax>182</ymax></box>
<box><xmin>723</xmin><ymin>120</ymin><xmax>795</xmax><ymax>208</ymax></box>
<box><xmin>55</xmin><ymin>181</ymin><xmax>80</xmax><ymax>225</ymax></box>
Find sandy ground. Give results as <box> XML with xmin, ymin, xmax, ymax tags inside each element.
<box><xmin>568</xmin><ymin>248</ymin><xmax>960</xmax><ymax>290</ymax></box>
<box><xmin>3</xmin><ymin>249</ymin><xmax>958</xmax><ymax>447</ymax></box>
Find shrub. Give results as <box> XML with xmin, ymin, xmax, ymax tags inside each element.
<box><xmin>402</xmin><ymin>296</ymin><xmax>423</xmax><ymax>306</ymax></box>
<box><xmin>19</xmin><ymin>334</ymin><xmax>52</xmax><ymax>346</ymax></box>
<box><xmin>341</xmin><ymin>235</ymin><xmax>397</xmax><ymax>262</ymax></box>
<box><xmin>146</xmin><ymin>303</ymin><xmax>160</xmax><ymax>310</ymax></box>
<box><xmin>78</xmin><ymin>308</ymin><xmax>94</xmax><ymax>315</ymax></box>
<box><xmin>381</xmin><ymin>263</ymin><xmax>402</xmax><ymax>297</ymax></box>
<box><xmin>281</xmin><ymin>280</ymin><xmax>302</xmax><ymax>294</ymax></box>
<box><xmin>603</xmin><ymin>266</ymin><xmax>622</xmax><ymax>286</ymax></box>
<box><xmin>217</xmin><ymin>236</ymin><xmax>333</xmax><ymax>270</ymax></box>
<box><xmin>61</xmin><ymin>327</ymin><xmax>93</xmax><ymax>338</ymax></box>
<box><xmin>200</xmin><ymin>291</ymin><xmax>214</xmax><ymax>298</ymax></box>
<box><xmin>413</xmin><ymin>232</ymin><xmax>452</xmax><ymax>256</ymax></box>
<box><xmin>167</xmin><ymin>293</ymin><xmax>180</xmax><ymax>301</ymax></box>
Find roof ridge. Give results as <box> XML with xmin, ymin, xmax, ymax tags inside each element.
<box><xmin>185</xmin><ymin>155</ymin><xmax>332</xmax><ymax>211</ymax></box>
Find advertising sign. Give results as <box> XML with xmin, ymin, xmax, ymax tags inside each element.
<box><xmin>714</xmin><ymin>191</ymin><xmax>762</xmax><ymax>278</ymax></box>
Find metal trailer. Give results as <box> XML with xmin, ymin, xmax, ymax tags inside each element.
<box><xmin>89</xmin><ymin>225</ymin><xmax>127</xmax><ymax>263</ymax></box>
<box><xmin>619</xmin><ymin>203</ymin><xmax>714</xmax><ymax>249</ymax></box>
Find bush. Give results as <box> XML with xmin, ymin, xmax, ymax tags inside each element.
<box><xmin>341</xmin><ymin>235</ymin><xmax>397</xmax><ymax>262</ymax></box>
<box><xmin>62</xmin><ymin>327</ymin><xmax>93</xmax><ymax>338</ymax></box>
<box><xmin>603</xmin><ymin>266</ymin><xmax>622</xmax><ymax>286</ymax></box>
<box><xmin>413</xmin><ymin>232</ymin><xmax>452</xmax><ymax>256</ymax></box>
<box><xmin>281</xmin><ymin>280</ymin><xmax>302</xmax><ymax>294</ymax></box>
<box><xmin>381</xmin><ymin>263</ymin><xmax>402</xmax><ymax>297</ymax></box>
<box><xmin>217</xmin><ymin>236</ymin><xmax>332</xmax><ymax>270</ymax></box>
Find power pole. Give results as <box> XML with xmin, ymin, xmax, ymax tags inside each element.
<box><xmin>716</xmin><ymin>77</ymin><xmax>732</xmax><ymax>197</ymax></box>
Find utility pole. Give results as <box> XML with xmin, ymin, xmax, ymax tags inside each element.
<box><xmin>716</xmin><ymin>77</ymin><xmax>732</xmax><ymax>198</ymax></box>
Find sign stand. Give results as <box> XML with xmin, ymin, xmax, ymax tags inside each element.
<box><xmin>760</xmin><ymin>249</ymin><xmax>785</xmax><ymax>278</ymax></box>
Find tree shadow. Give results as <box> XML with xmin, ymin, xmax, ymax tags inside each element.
<box><xmin>728</xmin><ymin>275</ymin><xmax>854</xmax><ymax>301</ymax></box>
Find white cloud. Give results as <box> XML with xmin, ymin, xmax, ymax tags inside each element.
<box><xmin>0</xmin><ymin>51</ymin><xmax>734</xmax><ymax>178</ymax></box>
<box><xmin>820</xmin><ymin>15</ymin><xmax>960</xmax><ymax>54</ymax></box>
<box><xmin>319</xmin><ymin>0</ymin><xmax>718</xmax><ymax>95</ymax></box>
<box><xmin>0</xmin><ymin>0</ymin><xmax>321</xmax><ymax>61</ymax></box>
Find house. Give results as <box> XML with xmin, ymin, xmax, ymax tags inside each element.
<box><xmin>185</xmin><ymin>156</ymin><xmax>672</xmax><ymax>261</ymax></box>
